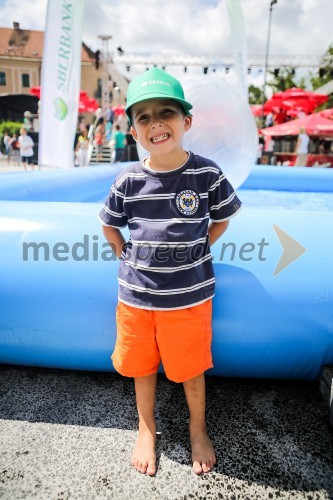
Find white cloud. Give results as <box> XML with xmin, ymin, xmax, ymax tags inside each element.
<box><xmin>0</xmin><ymin>0</ymin><xmax>332</xmax><ymax>60</ymax></box>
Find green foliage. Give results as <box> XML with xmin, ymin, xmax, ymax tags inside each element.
<box><xmin>310</xmin><ymin>45</ymin><xmax>333</xmax><ymax>90</ymax></box>
<box><xmin>0</xmin><ymin>121</ymin><xmax>24</xmax><ymax>137</ymax></box>
<box><xmin>267</xmin><ymin>67</ymin><xmax>301</xmax><ymax>94</ymax></box>
<box><xmin>248</xmin><ymin>84</ymin><xmax>263</xmax><ymax>104</ymax></box>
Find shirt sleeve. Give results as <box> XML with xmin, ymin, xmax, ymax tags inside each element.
<box><xmin>208</xmin><ymin>169</ymin><xmax>242</xmax><ymax>221</ymax></box>
<box><xmin>98</xmin><ymin>181</ymin><xmax>128</xmax><ymax>228</ymax></box>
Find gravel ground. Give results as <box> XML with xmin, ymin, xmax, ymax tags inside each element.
<box><xmin>0</xmin><ymin>365</ymin><xmax>332</xmax><ymax>500</ymax></box>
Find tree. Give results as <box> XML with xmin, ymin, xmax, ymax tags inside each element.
<box><xmin>310</xmin><ymin>45</ymin><xmax>333</xmax><ymax>90</ymax></box>
<box><xmin>308</xmin><ymin>45</ymin><xmax>333</xmax><ymax>109</ymax></box>
<box><xmin>248</xmin><ymin>84</ymin><xmax>263</xmax><ymax>104</ymax></box>
<box><xmin>267</xmin><ymin>67</ymin><xmax>302</xmax><ymax>94</ymax></box>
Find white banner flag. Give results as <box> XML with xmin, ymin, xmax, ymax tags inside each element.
<box><xmin>226</xmin><ymin>0</ymin><xmax>248</xmax><ymax>101</ymax></box>
<box><xmin>39</xmin><ymin>0</ymin><xmax>86</xmax><ymax>168</ymax></box>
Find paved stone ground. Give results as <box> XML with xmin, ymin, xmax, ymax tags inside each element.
<box><xmin>0</xmin><ymin>365</ymin><xmax>332</xmax><ymax>500</ymax></box>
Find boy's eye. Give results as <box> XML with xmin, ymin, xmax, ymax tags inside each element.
<box><xmin>160</xmin><ymin>108</ymin><xmax>174</xmax><ymax>115</ymax></box>
<box><xmin>137</xmin><ymin>114</ymin><xmax>149</xmax><ymax>122</ymax></box>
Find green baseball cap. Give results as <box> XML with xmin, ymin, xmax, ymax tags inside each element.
<box><xmin>125</xmin><ymin>67</ymin><xmax>193</xmax><ymax>124</ymax></box>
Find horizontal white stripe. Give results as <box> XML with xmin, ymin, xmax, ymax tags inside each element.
<box><xmin>130</xmin><ymin>237</ymin><xmax>207</xmax><ymax>247</ymax></box>
<box><xmin>118</xmin><ymin>296</ymin><xmax>214</xmax><ymax>311</ymax></box>
<box><xmin>102</xmin><ymin>205</ymin><xmax>124</xmax><ymax>218</ymax></box>
<box><xmin>125</xmin><ymin>253</ymin><xmax>212</xmax><ymax>273</ymax></box>
<box><xmin>98</xmin><ymin>216</ymin><xmax>127</xmax><ymax>229</ymax></box>
<box><xmin>182</xmin><ymin>167</ymin><xmax>220</xmax><ymax>175</ymax></box>
<box><xmin>124</xmin><ymin>192</ymin><xmax>176</xmax><ymax>202</ymax></box>
<box><xmin>111</xmin><ymin>185</ymin><xmax>125</xmax><ymax>198</ymax></box>
<box><xmin>210</xmin><ymin>205</ymin><xmax>242</xmax><ymax>222</ymax></box>
<box><xmin>115</xmin><ymin>172</ymin><xmax>148</xmax><ymax>187</ymax></box>
<box><xmin>123</xmin><ymin>192</ymin><xmax>208</xmax><ymax>203</ymax></box>
<box><xmin>208</xmin><ymin>174</ymin><xmax>226</xmax><ymax>192</ymax></box>
<box><xmin>210</xmin><ymin>192</ymin><xmax>237</xmax><ymax>210</ymax></box>
<box><xmin>127</xmin><ymin>214</ymin><xmax>210</xmax><ymax>224</ymax></box>
<box><xmin>118</xmin><ymin>277</ymin><xmax>215</xmax><ymax>295</ymax></box>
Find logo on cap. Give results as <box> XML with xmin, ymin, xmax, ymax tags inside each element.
<box><xmin>142</xmin><ymin>80</ymin><xmax>171</xmax><ymax>87</ymax></box>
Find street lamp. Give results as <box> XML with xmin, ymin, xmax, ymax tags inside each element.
<box><xmin>261</xmin><ymin>0</ymin><xmax>278</xmax><ymax>127</ymax></box>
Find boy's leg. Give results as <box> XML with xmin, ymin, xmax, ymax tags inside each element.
<box><xmin>132</xmin><ymin>373</ymin><xmax>157</xmax><ymax>476</ymax></box>
<box><xmin>183</xmin><ymin>373</ymin><xmax>216</xmax><ymax>474</ymax></box>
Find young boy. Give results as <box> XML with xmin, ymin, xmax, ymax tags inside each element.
<box><xmin>99</xmin><ymin>68</ymin><xmax>242</xmax><ymax>476</ymax></box>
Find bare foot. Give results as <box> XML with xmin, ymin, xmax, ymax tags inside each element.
<box><xmin>131</xmin><ymin>429</ymin><xmax>156</xmax><ymax>476</ymax></box>
<box><xmin>190</xmin><ymin>430</ymin><xmax>216</xmax><ymax>474</ymax></box>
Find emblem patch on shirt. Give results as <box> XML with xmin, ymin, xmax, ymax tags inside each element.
<box><xmin>176</xmin><ymin>190</ymin><xmax>199</xmax><ymax>216</ymax></box>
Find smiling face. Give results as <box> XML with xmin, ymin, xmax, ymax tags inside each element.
<box><xmin>130</xmin><ymin>98</ymin><xmax>192</xmax><ymax>160</ymax></box>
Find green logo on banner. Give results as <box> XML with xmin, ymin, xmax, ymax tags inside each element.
<box><xmin>53</xmin><ymin>97</ymin><xmax>68</xmax><ymax>120</ymax></box>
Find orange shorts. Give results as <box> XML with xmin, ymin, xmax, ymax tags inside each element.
<box><xmin>112</xmin><ymin>299</ymin><xmax>213</xmax><ymax>383</ymax></box>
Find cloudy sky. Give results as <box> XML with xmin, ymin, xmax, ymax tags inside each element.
<box><xmin>0</xmin><ymin>0</ymin><xmax>332</xmax><ymax>86</ymax></box>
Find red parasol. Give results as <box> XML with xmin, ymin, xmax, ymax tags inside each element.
<box><xmin>273</xmin><ymin>88</ymin><xmax>328</xmax><ymax>102</ymax></box>
<box><xmin>30</xmin><ymin>86</ymin><xmax>41</xmax><ymax>98</ymax></box>
<box><xmin>319</xmin><ymin>108</ymin><xmax>333</xmax><ymax>119</ymax></box>
<box><xmin>250</xmin><ymin>104</ymin><xmax>266</xmax><ymax>117</ymax></box>
<box><xmin>264</xmin><ymin>87</ymin><xmax>328</xmax><ymax>115</ymax></box>
<box><xmin>112</xmin><ymin>104</ymin><xmax>126</xmax><ymax>115</ymax></box>
<box><xmin>260</xmin><ymin>112</ymin><xmax>333</xmax><ymax>137</ymax></box>
<box><xmin>30</xmin><ymin>86</ymin><xmax>99</xmax><ymax>113</ymax></box>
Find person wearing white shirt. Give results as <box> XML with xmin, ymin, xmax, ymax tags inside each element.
<box><xmin>294</xmin><ymin>127</ymin><xmax>310</xmax><ymax>167</ymax></box>
<box><xmin>18</xmin><ymin>128</ymin><xmax>35</xmax><ymax>171</ymax></box>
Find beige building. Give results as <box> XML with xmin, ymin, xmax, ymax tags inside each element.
<box><xmin>0</xmin><ymin>22</ymin><xmax>103</xmax><ymax>101</ymax></box>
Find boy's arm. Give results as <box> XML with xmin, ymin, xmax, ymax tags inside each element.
<box><xmin>102</xmin><ymin>225</ymin><xmax>126</xmax><ymax>259</ymax></box>
<box><xmin>208</xmin><ymin>220</ymin><xmax>229</xmax><ymax>246</ymax></box>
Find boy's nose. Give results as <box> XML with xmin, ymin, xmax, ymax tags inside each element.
<box><xmin>151</xmin><ymin>113</ymin><xmax>163</xmax><ymax>127</ymax></box>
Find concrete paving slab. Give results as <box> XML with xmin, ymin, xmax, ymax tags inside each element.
<box><xmin>0</xmin><ymin>365</ymin><xmax>332</xmax><ymax>499</ymax></box>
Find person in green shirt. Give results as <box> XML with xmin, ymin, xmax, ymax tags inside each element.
<box><xmin>111</xmin><ymin>124</ymin><xmax>126</xmax><ymax>163</ymax></box>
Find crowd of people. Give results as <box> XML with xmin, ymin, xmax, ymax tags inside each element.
<box><xmin>75</xmin><ymin>108</ymin><xmax>139</xmax><ymax>167</ymax></box>
<box><xmin>1</xmin><ymin>128</ymin><xmax>35</xmax><ymax>170</ymax></box>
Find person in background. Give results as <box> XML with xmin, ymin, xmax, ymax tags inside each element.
<box><xmin>264</xmin><ymin>135</ymin><xmax>275</xmax><ymax>164</ymax></box>
<box><xmin>94</xmin><ymin>124</ymin><xmax>105</xmax><ymax>162</ymax></box>
<box><xmin>111</xmin><ymin>124</ymin><xmax>126</xmax><ymax>163</ymax></box>
<box><xmin>125</xmin><ymin>124</ymin><xmax>139</xmax><ymax>162</ymax></box>
<box><xmin>318</xmin><ymin>141</ymin><xmax>326</xmax><ymax>155</ymax></box>
<box><xmin>265</xmin><ymin>112</ymin><xmax>274</xmax><ymax>128</ymax></box>
<box><xmin>257</xmin><ymin>137</ymin><xmax>264</xmax><ymax>165</ymax></box>
<box><xmin>294</xmin><ymin>127</ymin><xmax>310</xmax><ymax>167</ymax></box>
<box><xmin>76</xmin><ymin>128</ymin><xmax>90</xmax><ymax>167</ymax></box>
<box><xmin>3</xmin><ymin>131</ymin><xmax>11</xmax><ymax>164</ymax></box>
<box><xmin>9</xmin><ymin>134</ymin><xmax>20</xmax><ymax>166</ymax></box>
<box><xmin>18</xmin><ymin>128</ymin><xmax>35</xmax><ymax>171</ymax></box>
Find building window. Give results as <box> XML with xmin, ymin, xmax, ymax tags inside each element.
<box><xmin>0</xmin><ymin>72</ymin><xmax>6</xmax><ymax>86</ymax></box>
<box><xmin>22</xmin><ymin>74</ymin><xmax>30</xmax><ymax>87</ymax></box>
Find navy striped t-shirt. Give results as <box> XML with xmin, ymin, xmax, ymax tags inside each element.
<box><xmin>98</xmin><ymin>152</ymin><xmax>242</xmax><ymax>310</ymax></box>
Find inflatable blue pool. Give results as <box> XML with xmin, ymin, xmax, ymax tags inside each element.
<box><xmin>0</xmin><ymin>164</ymin><xmax>332</xmax><ymax>379</ymax></box>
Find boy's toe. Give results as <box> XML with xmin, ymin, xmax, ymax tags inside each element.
<box><xmin>202</xmin><ymin>461</ymin><xmax>210</xmax><ymax>473</ymax></box>
<box><xmin>193</xmin><ymin>460</ymin><xmax>203</xmax><ymax>474</ymax></box>
<box><xmin>140</xmin><ymin>461</ymin><xmax>148</xmax><ymax>474</ymax></box>
<box><xmin>147</xmin><ymin>459</ymin><xmax>156</xmax><ymax>476</ymax></box>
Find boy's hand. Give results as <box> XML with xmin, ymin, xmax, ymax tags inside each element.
<box><xmin>102</xmin><ymin>225</ymin><xmax>126</xmax><ymax>259</ymax></box>
<box><xmin>208</xmin><ymin>220</ymin><xmax>229</xmax><ymax>246</ymax></box>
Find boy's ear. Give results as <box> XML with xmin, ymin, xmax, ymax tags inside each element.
<box><xmin>130</xmin><ymin>126</ymin><xmax>139</xmax><ymax>142</ymax></box>
<box><xmin>184</xmin><ymin>115</ymin><xmax>192</xmax><ymax>132</ymax></box>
